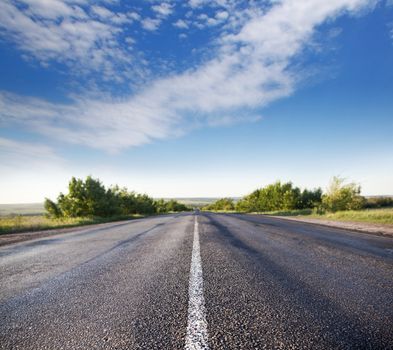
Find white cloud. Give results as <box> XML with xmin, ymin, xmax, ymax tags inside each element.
<box><xmin>141</xmin><ymin>17</ymin><xmax>162</xmax><ymax>31</ymax></box>
<box><xmin>125</xmin><ymin>37</ymin><xmax>135</xmax><ymax>45</ymax></box>
<box><xmin>0</xmin><ymin>0</ymin><xmax>378</xmax><ymax>153</ymax></box>
<box><xmin>20</xmin><ymin>0</ymin><xmax>80</xmax><ymax>19</ymax></box>
<box><xmin>128</xmin><ymin>11</ymin><xmax>141</xmax><ymax>21</ymax></box>
<box><xmin>0</xmin><ymin>91</ymin><xmax>178</xmax><ymax>152</ymax></box>
<box><xmin>0</xmin><ymin>0</ymin><xmax>135</xmax><ymax>80</ymax></box>
<box><xmin>187</xmin><ymin>0</ymin><xmax>235</xmax><ymax>11</ymax></box>
<box><xmin>91</xmin><ymin>5</ymin><xmax>113</xmax><ymax>19</ymax></box>
<box><xmin>152</xmin><ymin>2</ymin><xmax>173</xmax><ymax>17</ymax></box>
<box><xmin>215</xmin><ymin>10</ymin><xmax>229</xmax><ymax>20</ymax></box>
<box><xmin>193</xmin><ymin>9</ymin><xmax>230</xmax><ymax>28</ymax></box>
<box><xmin>173</xmin><ymin>19</ymin><xmax>189</xmax><ymax>29</ymax></box>
<box><xmin>188</xmin><ymin>0</ymin><xmax>206</xmax><ymax>8</ymax></box>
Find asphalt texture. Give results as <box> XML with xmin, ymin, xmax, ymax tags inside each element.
<box><xmin>1</xmin><ymin>212</ymin><xmax>392</xmax><ymax>349</ymax></box>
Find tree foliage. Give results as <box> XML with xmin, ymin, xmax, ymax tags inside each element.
<box><xmin>155</xmin><ymin>198</ymin><xmax>190</xmax><ymax>213</ymax></box>
<box><xmin>321</xmin><ymin>176</ymin><xmax>365</xmax><ymax>212</ymax></box>
<box><xmin>203</xmin><ymin>198</ymin><xmax>235</xmax><ymax>211</ymax></box>
<box><xmin>364</xmin><ymin>196</ymin><xmax>393</xmax><ymax>209</ymax></box>
<box><xmin>235</xmin><ymin>181</ymin><xmax>323</xmax><ymax>212</ymax></box>
<box><xmin>45</xmin><ymin>176</ymin><xmax>190</xmax><ymax>218</ymax></box>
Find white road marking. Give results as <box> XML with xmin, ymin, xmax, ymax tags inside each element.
<box><xmin>185</xmin><ymin>214</ymin><xmax>209</xmax><ymax>350</ymax></box>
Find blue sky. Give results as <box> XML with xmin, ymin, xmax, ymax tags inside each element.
<box><xmin>0</xmin><ymin>0</ymin><xmax>392</xmax><ymax>203</ymax></box>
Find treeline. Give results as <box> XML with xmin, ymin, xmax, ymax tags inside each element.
<box><xmin>44</xmin><ymin>176</ymin><xmax>190</xmax><ymax>218</ymax></box>
<box><xmin>204</xmin><ymin>177</ymin><xmax>388</xmax><ymax>213</ymax></box>
<box><xmin>363</xmin><ymin>196</ymin><xmax>393</xmax><ymax>209</ymax></box>
<box><xmin>236</xmin><ymin>182</ymin><xmax>323</xmax><ymax>212</ymax></box>
<box><xmin>204</xmin><ymin>198</ymin><xmax>236</xmax><ymax>211</ymax></box>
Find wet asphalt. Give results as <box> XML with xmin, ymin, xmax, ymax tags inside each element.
<box><xmin>0</xmin><ymin>212</ymin><xmax>392</xmax><ymax>349</ymax></box>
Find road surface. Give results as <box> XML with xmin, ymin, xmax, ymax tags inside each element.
<box><xmin>1</xmin><ymin>212</ymin><xmax>392</xmax><ymax>349</ymax></box>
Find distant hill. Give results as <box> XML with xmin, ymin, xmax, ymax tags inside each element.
<box><xmin>163</xmin><ymin>197</ymin><xmax>240</xmax><ymax>208</ymax></box>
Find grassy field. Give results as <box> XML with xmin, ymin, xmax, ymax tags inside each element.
<box><xmin>260</xmin><ymin>208</ymin><xmax>393</xmax><ymax>225</ymax></box>
<box><xmin>0</xmin><ymin>214</ymin><xmax>144</xmax><ymax>235</ymax></box>
<box><xmin>0</xmin><ymin>203</ymin><xmax>45</xmax><ymax>216</ymax></box>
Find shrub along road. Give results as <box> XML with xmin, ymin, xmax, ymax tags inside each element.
<box><xmin>0</xmin><ymin>212</ymin><xmax>392</xmax><ymax>349</ymax></box>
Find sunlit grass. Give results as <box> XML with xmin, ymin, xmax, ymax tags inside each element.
<box><xmin>306</xmin><ymin>208</ymin><xmax>393</xmax><ymax>225</ymax></box>
<box><xmin>259</xmin><ymin>208</ymin><xmax>393</xmax><ymax>225</ymax></box>
<box><xmin>0</xmin><ymin>214</ymin><xmax>144</xmax><ymax>235</ymax></box>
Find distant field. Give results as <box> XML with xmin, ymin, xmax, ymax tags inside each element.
<box><xmin>169</xmin><ymin>198</ymin><xmax>220</xmax><ymax>207</ymax></box>
<box><xmin>171</xmin><ymin>197</ymin><xmax>240</xmax><ymax>208</ymax></box>
<box><xmin>0</xmin><ymin>203</ymin><xmax>45</xmax><ymax>216</ymax></box>
<box><xmin>0</xmin><ymin>199</ymin><xmax>228</xmax><ymax>216</ymax></box>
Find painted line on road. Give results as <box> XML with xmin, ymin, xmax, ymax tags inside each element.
<box><xmin>185</xmin><ymin>214</ymin><xmax>209</xmax><ymax>350</ymax></box>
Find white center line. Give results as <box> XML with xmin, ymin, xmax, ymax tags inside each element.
<box><xmin>185</xmin><ymin>214</ymin><xmax>209</xmax><ymax>350</ymax></box>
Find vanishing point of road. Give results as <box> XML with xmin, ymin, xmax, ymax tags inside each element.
<box><xmin>1</xmin><ymin>212</ymin><xmax>392</xmax><ymax>349</ymax></box>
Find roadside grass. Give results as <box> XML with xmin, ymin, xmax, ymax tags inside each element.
<box><xmin>254</xmin><ymin>209</ymin><xmax>313</xmax><ymax>216</ymax></box>
<box><xmin>0</xmin><ymin>214</ymin><xmax>145</xmax><ymax>235</ymax></box>
<box><xmin>305</xmin><ymin>208</ymin><xmax>393</xmax><ymax>225</ymax></box>
<box><xmin>259</xmin><ymin>208</ymin><xmax>393</xmax><ymax>225</ymax></box>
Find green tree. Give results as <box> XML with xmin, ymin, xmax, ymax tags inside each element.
<box><xmin>56</xmin><ymin>176</ymin><xmax>120</xmax><ymax>217</ymax></box>
<box><xmin>204</xmin><ymin>198</ymin><xmax>235</xmax><ymax>211</ymax></box>
<box><xmin>236</xmin><ymin>190</ymin><xmax>260</xmax><ymax>212</ymax></box>
<box><xmin>44</xmin><ymin>198</ymin><xmax>61</xmax><ymax>218</ymax></box>
<box><xmin>46</xmin><ymin>176</ymin><xmax>151</xmax><ymax>218</ymax></box>
<box><xmin>235</xmin><ymin>182</ymin><xmax>322</xmax><ymax>212</ymax></box>
<box><xmin>299</xmin><ymin>188</ymin><xmax>323</xmax><ymax>209</ymax></box>
<box><xmin>322</xmin><ymin>176</ymin><xmax>365</xmax><ymax>212</ymax></box>
<box><xmin>154</xmin><ymin>198</ymin><xmax>168</xmax><ymax>213</ymax></box>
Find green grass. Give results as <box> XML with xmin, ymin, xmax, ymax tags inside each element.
<box><xmin>259</xmin><ymin>208</ymin><xmax>393</xmax><ymax>225</ymax></box>
<box><xmin>305</xmin><ymin>208</ymin><xmax>393</xmax><ymax>225</ymax></box>
<box><xmin>255</xmin><ymin>209</ymin><xmax>313</xmax><ymax>216</ymax></box>
<box><xmin>0</xmin><ymin>214</ymin><xmax>144</xmax><ymax>235</ymax></box>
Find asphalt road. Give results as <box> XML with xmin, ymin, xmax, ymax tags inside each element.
<box><xmin>1</xmin><ymin>212</ymin><xmax>392</xmax><ymax>349</ymax></box>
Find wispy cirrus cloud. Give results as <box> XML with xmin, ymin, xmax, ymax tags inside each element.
<box><xmin>0</xmin><ymin>0</ymin><xmax>379</xmax><ymax>153</ymax></box>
